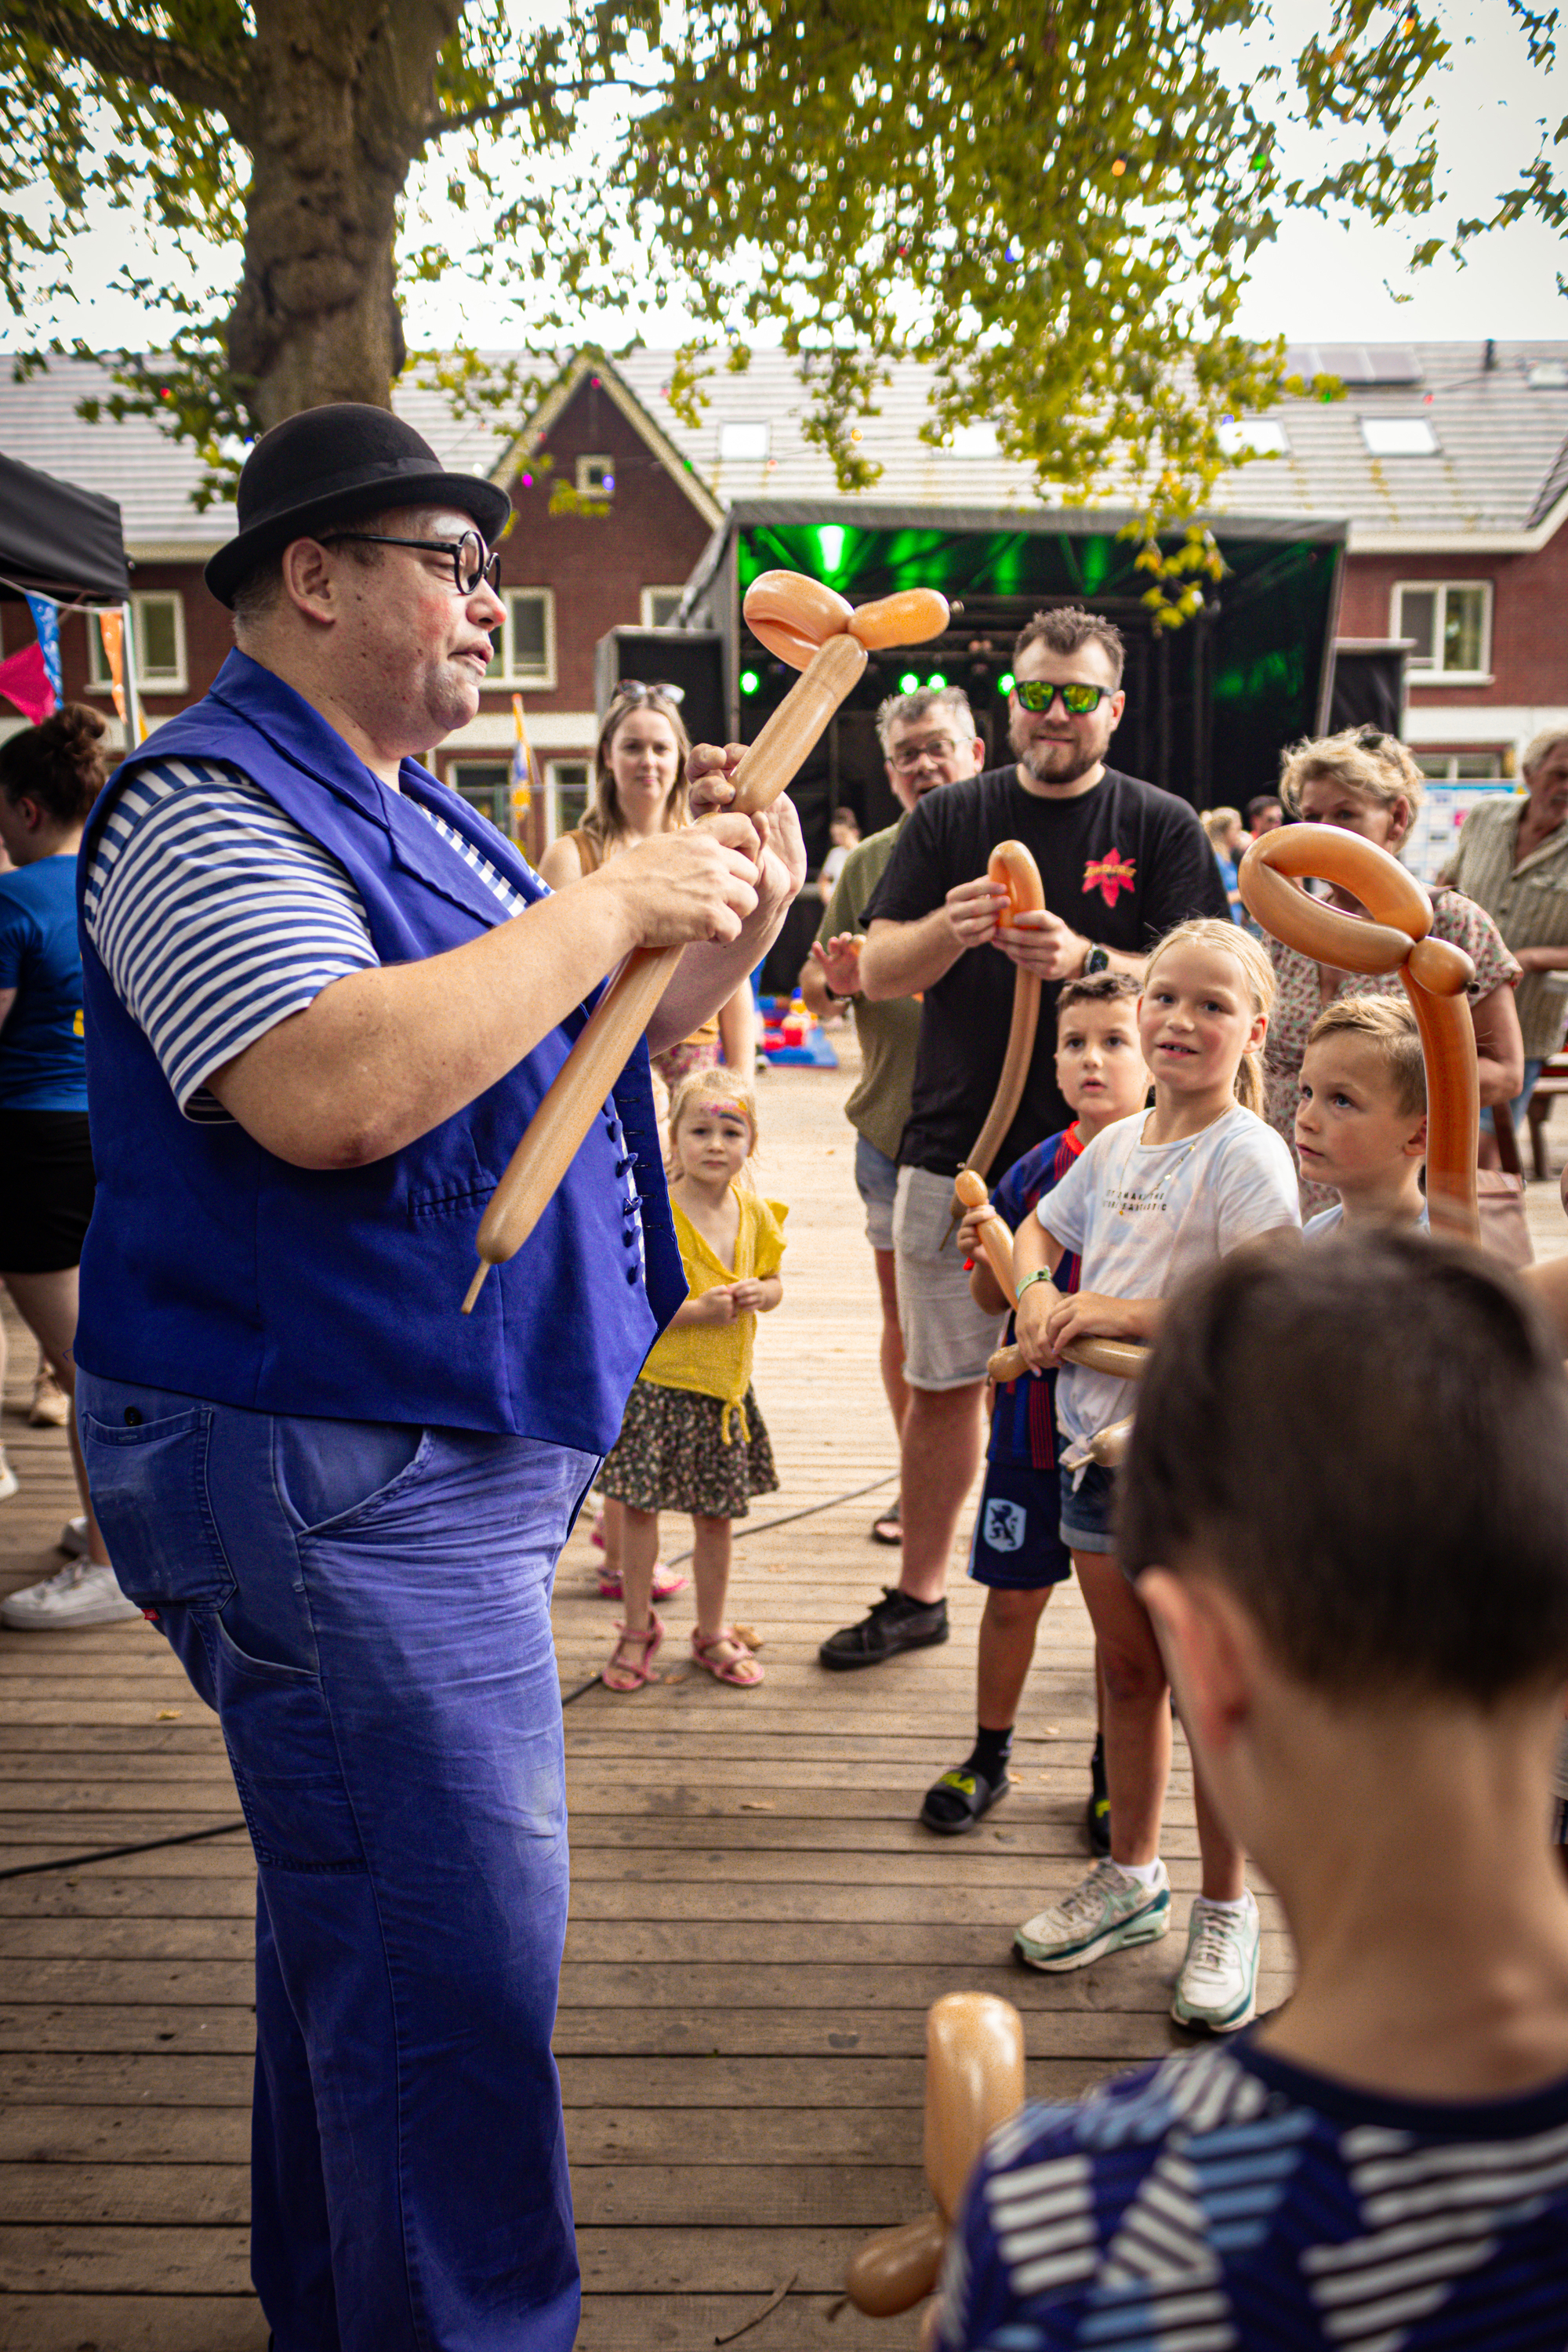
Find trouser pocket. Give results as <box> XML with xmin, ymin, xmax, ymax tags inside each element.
<box><xmin>80</xmin><ymin>1404</ymin><xmax>236</xmax><ymax>1608</ymax></box>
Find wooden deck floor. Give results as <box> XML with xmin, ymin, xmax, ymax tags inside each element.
<box><xmin>4</xmin><ymin>1047</ymin><xmax>1566</xmax><ymax>2350</ymax></box>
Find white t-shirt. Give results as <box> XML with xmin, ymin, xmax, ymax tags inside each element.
<box><xmin>1303</xmin><ymin>1200</ymin><xmax>1430</xmax><ymax>1240</ymax></box>
<box><xmin>1039</xmin><ymin>1102</ymin><xmax>1301</xmax><ymax>1449</ymax></box>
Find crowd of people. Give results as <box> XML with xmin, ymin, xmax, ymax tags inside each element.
<box><xmin>3</xmin><ymin>397</ymin><xmax>1568</xmax><ymax>2344</ymax></box>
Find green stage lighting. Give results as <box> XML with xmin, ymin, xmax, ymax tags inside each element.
<box><xmin>998</xmin><ymin>672</ymin><xmax>1015</xmax><ymax>695</ymax></box>
<box><xmin>899</xmin><ymin>671</ymin><xmax>919</xmax><ymax>694</ymax></box>
<box><xmin>927</xmin><ymin>672</ymin><xmax>946</xmax><ymax>689</ymax></box>
<box><xmin>740</xmin><ymin>669</ymin><xmax>760</xmax><ymax>695</ymax></box>
<box><xmin>815</xmin><ymin>524</ymin><xmax>848</xmax><ymax>577</ymax></box>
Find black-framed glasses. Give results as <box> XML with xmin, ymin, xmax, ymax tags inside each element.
<box><xmin>321</xmin><ymin>529</ymin><xmax>501</xmax><ymax>597</ymax></box>
<box><xmin>1013</xmin><ymin>680</ymin><xmax>1112</xmax><ymax>716</ymax></box>
<box><xmin>615</xmin><ymin>679</ymin><xmax>686</xmax><ymax>706</ymax></box>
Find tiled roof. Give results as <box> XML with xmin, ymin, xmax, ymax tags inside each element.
<box><xmin>4</xmin><ymin>341</ymin><xmax>1566</xmax><ymax>553</ymax></box>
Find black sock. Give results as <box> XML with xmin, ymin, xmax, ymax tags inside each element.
<box><xmin>1091</xmin><ymin>1731</ymin><xmax>1107</xmax><ymax>1796</ymax></box>
<box><xmin>969</xmin><ymin>1724</ymin><xmax>1014</xmax><ymax>1784</ymax></box>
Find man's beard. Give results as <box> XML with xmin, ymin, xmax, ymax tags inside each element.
<box><xmin>1009</xmin><ymin>712</ymin><xmax>1103</xmax><ymax>786</ymax></box>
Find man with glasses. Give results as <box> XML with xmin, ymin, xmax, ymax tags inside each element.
<box><xmin>68</xmin><ymin>405</ymin><xmax>804</xmax><ymax>2352</ymax></box>
<box><xmin>819</xmin><ymin>608</ymin><xmax>1226</xmax><ymax>1673</ymax></box>
<box><xmin>800</xmin><ymin>685</ymin><xmax>985</xmax><ymax>1544</ymax></box>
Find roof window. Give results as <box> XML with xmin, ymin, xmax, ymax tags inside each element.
<box><xmin>1527</xmin><ymin>360</ymin><xmax>1568</xmax><ymax>389</ymax></box>
<box><xmin>1360</xmin><ymin>417</ymin><xmax>1439</xmax><ymax>457</ymax></box>
<box><xmin>1218</xmin><ymin>419</ymin><xmax>1289</xmax><ymax>456</ymax></box>
<box><xmin>718</xmin><ymin>421</ymin><xmax>771</xmax><ymax>461</ymax></box>
<box><xmin>1287</xmin><ymin>343</ymin><xmax>1422</xmax><ymax>385</ymax></box>
<box><xmin>949</xmin><ymin>422</ymin><xmax>1001</xmax><ymax>457</ymax></box>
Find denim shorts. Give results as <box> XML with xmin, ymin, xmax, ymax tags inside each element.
<box><xmin>968</xmin><ymin>1461</ymin><xmax>1073</xmax><ymax>1591</ymax></box>
<box><xmin>1059</xmin><ymin>1458</ymin><xmax>1118</xmax><ymax>1555</ymax></box>
<box><xmin>854</xmin><ymin>1133</ymin><xmax>901</xmax><ymax>1253</ymax></box>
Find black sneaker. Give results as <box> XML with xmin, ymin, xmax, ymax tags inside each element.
<box><xmin>1085</xmin><ymin>1734</ymin><xmax>1111</xmax><ymax>1857</ymax></box>
<box><xmin>818</xmin><ymin>1586</ymin><xmax>949</xmax><ymax>1671</ymax></box>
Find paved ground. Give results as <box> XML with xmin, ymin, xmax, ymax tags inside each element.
<box><xmin>2</xmin><ymin>1038</ymin><xmax>1565</xmax><ymax>2350</ymax></box>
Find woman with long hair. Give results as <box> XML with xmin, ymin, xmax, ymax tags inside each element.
<box><xmin>0</xmin><ymin>705</ymin><xmax>132</xmax><ymax>1629</ymax></box>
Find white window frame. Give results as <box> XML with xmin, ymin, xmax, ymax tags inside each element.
<box><xmin>717</xmin><ymin>420</ymin><xmax>771</xmax><ymax>462</ymax></box>
<box><xmin>641</xmin><ymin>586</ymin><xmax>686</xmax><ymax>629</ymax></box>
<box><xmin>575</xmin><ymin>453</ymin><xmax>615</xmax><ymax>498</ymax></box>
<box><xmin>87</xmin><ymin>592</ymin><xmax>188</xmax><ymax>695</ymax></box>
<box><xmin>498</xmin><ymin>588</ymin><xmax>557</xmax><ymax>690</ymax></box>
<box><xmin>1391</xmin><ymin>580</ymin><xmax>1494</xmax><ymax>683</ymax></box>
<box><xmin>544</xmin><ymin>757</ymin><xmax>592</xmax><ymax>845</ymax></box>
<box><xmin>1361</xmin><ymin>416</ymin><xmax>1440</xmax><ymax>457</ymax></box>
<box><xmin>1413</xmin><ymin>751</ymin><xmax>1505</xmax><ymax>781</ymax></box>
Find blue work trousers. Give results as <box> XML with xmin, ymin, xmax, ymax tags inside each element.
<box><xmin>78</xmin><ymin>1370</ymin><xmax>595</xmax><ymax>2352</ymax></box>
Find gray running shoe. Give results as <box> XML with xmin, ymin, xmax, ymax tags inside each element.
<box><xmin>1</xmin><ymin>1562</ymin><xmax>141</xmax><ymax>1630</ymax></box>
<box><xmin>1014</xmin><ymin>1859</ymin><xmax>1171</xmax><ymax>1972</ymax></box>
<box><xmin>1171</xmin><ymin>1892</ymin><xmax>1260</xmax><ymax>2033</ymax></box>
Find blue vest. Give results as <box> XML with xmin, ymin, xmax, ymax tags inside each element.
<box><xmin>75</xmin><ymin>649</ymin><xmax>685</xmax><ymax>1449</ymax></box>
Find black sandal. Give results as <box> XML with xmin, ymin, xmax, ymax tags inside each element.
<box><xmin>870</xmin><ymin>1497</ymin><xmax>902</xmax><ymax>1544</ymax></box>
<box><xmin>920</xmin><ymin>1762</ymin><xmax>1009</xmax><ymax>1836</ymax></box>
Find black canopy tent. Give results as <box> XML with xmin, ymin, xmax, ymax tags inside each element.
<box><xmin>0</xmin><ymin>449</ymin><xmax>129</xmax><ymax>608</ymax></box>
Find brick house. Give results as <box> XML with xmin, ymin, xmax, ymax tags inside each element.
<box><xmin>2</xmin><ymin>339</ymin><xmax>1564</xmax><ymax>862</ymax></box>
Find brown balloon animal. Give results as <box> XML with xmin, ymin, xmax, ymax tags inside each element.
<box><xmin>845</xmin><ymin>1993</ymin><xmax>1025</xmax><ymax>2332</ymax></box>
<box><xmin>461</xmin><ymin>570</ymin><xmax>949</xmax><ymax>1308</ymax></box>
<box><xmin>1237</xmin><ymin>822</ymin><xmax>1480</xmax><ymax>1245</ymax></box>
<box><xmin>958</xmin><ymin>840</ymin><xmax>1047</xmax><ymax>1195</ymax></box>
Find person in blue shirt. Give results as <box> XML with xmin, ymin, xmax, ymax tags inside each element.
<box><xmin>0</xmin><ymin>704</ymin><xmax>127</xmax><ymax>1630</ymax></box>
<box><xmin>935</xmin><ymin>1231</ymin><xmax>1568</xmax><ymax>2351</ymax></box>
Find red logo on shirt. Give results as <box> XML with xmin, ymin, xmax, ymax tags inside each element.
<box><xmin>1083</xmin><ymin>848</ymin><xmax>1137</xmax><ymax>907</ymax></box>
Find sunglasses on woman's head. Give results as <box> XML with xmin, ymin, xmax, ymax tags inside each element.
<box><xmin>615</xmin><ymin>680</ymin><xmax>686</xmax><ymax>707</ymax></box>
<box><xmin>1012</xmin><ymin>680</ymin><xmax>1112</xmax><ymax>716</ymax></box>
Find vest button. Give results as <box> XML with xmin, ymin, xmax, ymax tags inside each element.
<box><xmin>124</xmin><ymin>1407</ymin><xmax>143</xmax><ymax>1426</ymax></box>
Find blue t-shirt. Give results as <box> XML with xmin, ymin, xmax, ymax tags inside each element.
<box><xmin>935</xmin><ymin>2036</ymin><xmax>1568</xmax><ymax>2351</ymax></box>
<box><xmin>0</xmin><ymin>853</ymin><xmax>87</xmax><ymax>1111</ymax></box>
<box><xmin>987</xmin><ymin>1128</ymin><xmax>1083</xmax><ymax>1472</ymax></box>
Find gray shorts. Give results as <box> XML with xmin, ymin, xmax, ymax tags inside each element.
<box><xmin>854</xmin><ymin>1134</ymin><xmax>900</xmax><ymax>1254</ymax></box>
<box><xmin>892</xmin><ymin>1163</ymin><xmax>1007</xmax><ymax>1392</ymax></box>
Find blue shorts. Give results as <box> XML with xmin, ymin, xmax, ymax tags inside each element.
<box><xmin>854</xmin><ymin>1133</ymin><xmax>900</xmax><ymax>1252</ymax></box>
<box><xmin>968</xmin><ymin>1461</ymin><xmax>1073</xmax><ymax>1590</ymax></box>
<box><xmin>1059</xmin><ymin>1459</ymin><xmax>1118</xmax><ymax>1555</ymax></box>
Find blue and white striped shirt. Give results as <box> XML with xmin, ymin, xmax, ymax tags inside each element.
<box><xmin>85</xmin><ymin>759</ymin><xmax>529</xmax><ymax>1123</ymax></box>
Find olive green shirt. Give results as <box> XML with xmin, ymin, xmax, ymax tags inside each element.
<box><xmin>815</xmin><ymin>815</ymin><xmax>923</xmax><ymax>1163</ymax></box>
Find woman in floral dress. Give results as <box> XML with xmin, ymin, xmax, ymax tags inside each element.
<box><xmin>1261</xmin><ymin>727</ymin><xmax>1524</xmax><ymax>1217</ymax></box>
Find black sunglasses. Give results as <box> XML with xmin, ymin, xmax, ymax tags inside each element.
<box><xmin>1012</xmin><ymin>680</ymin><xmax>1112</xmax><ymax>716</ymax></box>
<box><xmin>615</xmin><ymin>679</ymin><xmax>686</xmax><ymax>706</ymax></box>
<box><xmin>321</xmin><ymin>528</ymin><xmax>501</xmax><ymax>597</ymax></box>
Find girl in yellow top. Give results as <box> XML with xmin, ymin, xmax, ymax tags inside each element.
<box><xmin>600</xmin><ymin>1071</ymin><xmax>786</xmax><ymax>1692</ymax></box>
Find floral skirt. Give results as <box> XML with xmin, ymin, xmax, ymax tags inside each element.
<box><xmin>599</xmin><ymin>1379</ymin><xmax>779</xmax><ymax>1521</ymax></box>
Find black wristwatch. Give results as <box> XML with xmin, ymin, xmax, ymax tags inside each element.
<box><xmin>824</xmin><ymin>982</ymin><xmax>856</xmax><ymax>1002</ymax></box>
<box><xmin>1082</xmin><ymin>946</ymin><xmax>1111</xmax><ymax>976</ymax></box>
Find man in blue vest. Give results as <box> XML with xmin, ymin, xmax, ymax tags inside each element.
<box><xmin>71</xmin><ymin>405</ymin><xmax>804</xmax><ymax>2352</ymax></box>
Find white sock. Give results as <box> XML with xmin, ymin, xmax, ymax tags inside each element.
<box><xmin>1196</xmin><ymin>1892</ymin><xmax>1252</xmax><ymax>1917</ymax></box>
<box><xmin>1115</xmin><ymin>1857</ymin><xmax>1163</xmax><ymax>1888</ymax></box>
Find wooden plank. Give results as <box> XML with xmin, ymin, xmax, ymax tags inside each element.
<box><xmin>0</xmin><ymin>2296</ymin><xmax>269</xmax><ymax>2352</ymax></box>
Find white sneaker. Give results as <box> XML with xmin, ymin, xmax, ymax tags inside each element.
<box><xmin>58</xmin><ymin>1515</ymin><xmax>89</xmax><ymax>1557</ymax></box>
<box><xmin>0</xmin><ymin>1460</ymin><xmax>17</xmax><ymax>1502</ymax></box>
<box><xmin>1014</xmin><ymin>1859</ymin><xmax>1171</xmax><ymax>1971</ymax></box>
<box><xmin>1171</xmin><ymin>1892</ymin><xmax>1260</xmax><ymax>2033</ymax></box>
<box><xmin>1</xmin><ymin>1562</ymin><xmax>141</xmax><ymax>1630</ymax></box>
<box><xmin>29</xmin><ymin>1368</ymin><xmax>70</xmax><ymax>1428</ymax></box>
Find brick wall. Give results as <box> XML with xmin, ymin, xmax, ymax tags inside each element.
<box><xmin>1340</xmin><ymin>527</ymin><xmax>1568</xmax><ymax>712</ymax></box>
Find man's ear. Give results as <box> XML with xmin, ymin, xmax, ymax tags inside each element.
<box><xmin>1406</xmin><ymin>1112</ymin><xmax>1428</xmax><ymax>1162</ymax></box>
<box><xmin>1138</xmin><ymin>1567</ymin><xmax>1256</xmax><ymax>1760</ymax></box>
<box><xmin>279</xmin><ymin>537</ymin><xmax>341</xmax><ymax>626</ymax></box>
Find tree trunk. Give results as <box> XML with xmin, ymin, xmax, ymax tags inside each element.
<box><xmin>227</xmin><ymin>0</ymin><xmax>461</xmax><ymax>431</ymax></box>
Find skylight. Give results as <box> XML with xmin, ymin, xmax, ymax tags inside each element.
<box><xmin>718</xmin><ymin>421</ymin><xmax>770</xmax><ymax>461</ymax></box>
<box><xmin>1218</xmin><ymin>419</ymin><xmax>1289</xmax><ymax>456</ymax></box>
<box><xmin>1360</xmin><ymin>418</ymin><xmax>1439</xmax><ymax>457</ymax></box>
<box><xmin>949</xmin><ymin>422</ymin><xmax>1001</xmax><ymax>458</ymax></box>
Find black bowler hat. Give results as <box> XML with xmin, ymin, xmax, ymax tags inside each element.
<box><xmin>205</xmin><ymin>403</ymin><xmax>512</xmax><ymax>608</ymax></box>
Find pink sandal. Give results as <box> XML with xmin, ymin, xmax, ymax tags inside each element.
<box><xmin>597</xmin><ymin>1561</ymin><xmax>689</xmax><ymax>1602</ymax></box>
<box><xmin>603</xmin><ymin>1613</ymin><xmax>664</xmax><ymax>1693</ymax></box>
<box><xmin>691</xmin><ymin>1625</ymin><xmax>764</xmax><ymax>1688</ymax></box>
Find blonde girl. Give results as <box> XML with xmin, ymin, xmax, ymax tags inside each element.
<box><xmin>1007</xmin><ymin>919</ymin><xmax>1301</xmax><ymax>2032</ymax></box>
<box><xmin>597</xmin><ymin>1070</ymin><xmax>786</xmax><ymax>1693</ymax></box>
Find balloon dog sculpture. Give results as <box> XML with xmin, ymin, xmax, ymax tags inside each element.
<box><xmin>462</xmin><ymin>571</ymin><xmax>949</xmax><ymax>1308</ymax></box>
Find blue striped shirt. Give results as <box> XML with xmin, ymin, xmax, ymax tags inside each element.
<box><xmin>85</xmin><ymin>759</ymin><xmax>528</xmax><ymax>1123</ymax></box>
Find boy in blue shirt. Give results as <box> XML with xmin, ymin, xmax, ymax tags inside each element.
<box><xmin>920</xmin><ymin>975</ymin><xmax>1147</xmax><ymax>1836</ymax></box>
<box><xmin>935</xmin><ymin>1229</ymin><xmax>1568</xmax><ymax>2350</ymax></box>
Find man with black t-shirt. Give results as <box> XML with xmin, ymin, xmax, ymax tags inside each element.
<box><xmin>818</xmin><ymin>607</ymin><xmax>1228</xmax><ymax>1671</ymax></box>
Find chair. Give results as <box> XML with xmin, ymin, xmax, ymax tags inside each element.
<box><xmin>1526</xmin><ymin>1053</ymin><xmax>1568</xmax><ymax>1184</ymax></box>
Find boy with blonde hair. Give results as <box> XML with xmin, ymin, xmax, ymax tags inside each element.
<box><xmin>1294</xmin><ymin>995</ymin><xmax>1428</xmax><ymax>1236</ymax></box>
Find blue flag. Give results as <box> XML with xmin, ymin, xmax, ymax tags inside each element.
<box><xmin>23</xmin><ymin>593</ymin><xmax>61</xmax><ymax>704</ymax></box>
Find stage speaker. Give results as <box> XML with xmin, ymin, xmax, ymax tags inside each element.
<box><xmin>594</xmin><ymin>629</ymin><xmax>726</xmax><ymax>748</ymax></box>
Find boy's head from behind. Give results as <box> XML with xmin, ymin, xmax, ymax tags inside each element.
<box><xmin>1054</xmin><ymin>972</ymin><xmax>1147</xmax><ymax>1127</ymax></box>
<box><xmin>1296</xmin><ymin>996</ymin><xmax>1426</xmax><ymax>1200</ymax></box>
<box><xmin>1121</xmin><ymin>1230</ymin><xmax>1568</xmax><ymax>1708</ymax></box>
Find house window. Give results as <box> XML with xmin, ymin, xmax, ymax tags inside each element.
<box><xmin>641</xmin><ymin>586</ymin><xmax>686</xmax><ymax>628</ymax></box>
<box><xmin>575</xmin><ymin>454</ymin><xmax>615</xmax><ymax>498</ymax></box>
<box><xmin>718</xmin><ymin>421</ymin><xmax>770</xmax><ymax>462</ymax></box>
<box><xmin>88</xmin><ymin>593</ymin><xmax>187</xmax><ymax>693</ymax></box>
<box><xmin>1218</xmin><ymin>419</ymin><xmax>1289</xmax><ymax>456</ymax></box>
<box><xmin>546</xmin><ymin>759</ymin><xmax>592</xmax><ymax>842</ymax></box>
<box><xmin>1393</xmin><ymin>582</ymin><xmax>1491</xmax><ymax>677</ymax></box>
<box><xmin>500</xmin><ymin>590</ymin><xmax>556</xmax><ymax>688</ymax></box>
<box><xmin>1361</xmin><ymin>417</ymin><xmax>1439</xmax><ymax>457</ymax></box>
<box><xmin>448</xmin><ymin>760</ymin><xmax>512</xmax><ymax>836</ymax></box>
<box><xmin>1414</xmin><ymin>753</ymin><xmax>1504</xmax><ymax>781</ymax></box>
<box><xmin>949</xmin><ymin>422</ymin><xmax>1001</xmax><ymax>458</ymax></box>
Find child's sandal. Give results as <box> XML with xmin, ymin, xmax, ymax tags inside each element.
<box><xmin>597</xmin><ymin>1561</ymin><xmax>689</xmax><ymax>1603</ymax></box>
<box><xmin>603</xmin><ymin>1613</ymin><xmax>664</xmax><ymax>1693</ymax></box>
<box><xmin>691</xmin><ymin>1625</ymin><xmax>765</xmax><ymax>1688</ymax></box>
